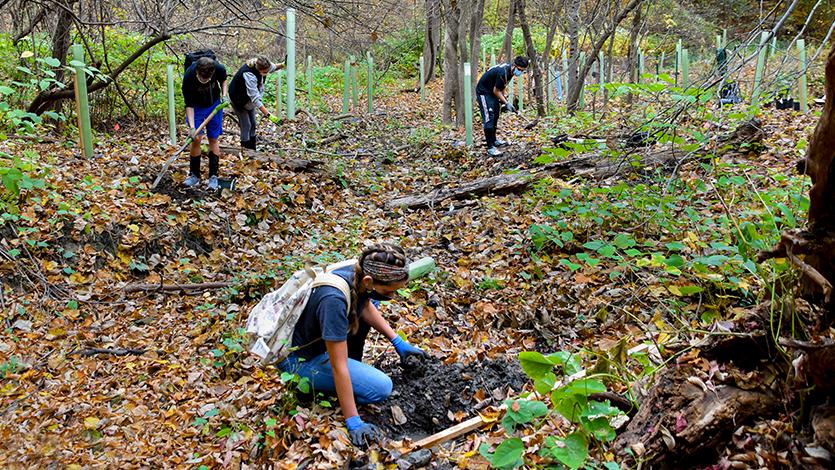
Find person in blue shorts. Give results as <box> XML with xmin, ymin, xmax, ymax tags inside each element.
<box><xmin>182</xmin><ymin>57</ymin><xmax>228</xmax><ymax>189</ymax></box>
<box><xmin>278</xmin><ymin>243</ymin><xmax>429</xmax><ymax>448</ymax></box>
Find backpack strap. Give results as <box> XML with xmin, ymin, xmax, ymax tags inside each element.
<box><xmin>311</xmin><ymin>273</ymin><xmax>352</xmax><ymax>315</ymax></box>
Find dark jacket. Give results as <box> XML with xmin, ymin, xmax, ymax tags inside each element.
<box><xmin>228</xmin><ymin>64</ymin><xmax>264</xmax><ymax>111</ymax></box>
<box><xmin>182</xmin><ymin>60</ymin><xmax>228</xmax><ymax>108</ymax></box>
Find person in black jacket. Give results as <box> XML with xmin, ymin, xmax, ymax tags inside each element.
<box><xmin>228</xmin><ymin>57</ymin><xmax>284</xmax><ymax>151</ymax></box>
<box><xmin>475</xmin><ymin>56</ymin><xmax>528</xmax><ymax>157</ymax></box>
<box><xmin>182</xmin><ymin>57</ymin><xmax>228</xmax><ymax>189</ymax></box>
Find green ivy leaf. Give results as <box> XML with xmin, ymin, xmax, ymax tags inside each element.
<box><xmin>501</xmin><ymin>399</ymin><xmax>549</xmax><ymax>432</ymax></box>
<box><xmin>479</xmin><ymin>437</ymin><xmax>524</xmax><ymax>470</ymax></box>
<box><xmin>540</xmin><ymin>432</ymin><xmax>589</xmax><ymax>470</ymax></box>
<box><xmin>518</xmin><ymin>351</ymin><xmax>557</xmax><ymax>380</ymax></box>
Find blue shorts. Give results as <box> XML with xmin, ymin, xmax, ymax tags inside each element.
<box><xmin>190</xmin><ymin>101</ymin><xmax>223</xmax><ymax>139</ymax></box>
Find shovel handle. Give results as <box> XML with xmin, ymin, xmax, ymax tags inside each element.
<box><xmin>151</xmin><ymin>101</ymin><xmax>229</xmax><ymax>190</ymax></box>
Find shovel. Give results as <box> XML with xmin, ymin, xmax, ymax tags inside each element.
<box><xmin>517</xmin><ymin>111</ymin><xmax>540</xmax><ymax>130</ymax></box>
<box><xmin>511</xmin><ymin>97</ymin><xmax>539</xmax><ymax>130</ymax></box>
<box><xmin>151</xmin><ymin>101</ymin><xmax>230</xmax><ymax>190</ymax></box>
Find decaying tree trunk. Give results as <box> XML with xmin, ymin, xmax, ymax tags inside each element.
<box><xmin>423</xmin><ymin>0</ymin><xmax>442</xmax><ymax>83</ymax></box>
<box><xmin>517</xmin><ymin>0</ymin><xmax>545</xmax><ymax>117</ymax></box>
<box><xmin>387</xmin><ymin>148</ymin><xmax>680</xmax><ymax>210</ymax></box>
<box><xmin>614</xmin><ymin>363</ymin><xmax>779</xmax><ymax>464</ymax></box>
<box><xmin>440</xmin><ymin>0</ymin><xmax>462</xmax><ymax>126</ymax></box>
<box><xmin>500</xmin><ymin>0</ymin><xmax>516</xmax><ymax>63</ymax></box>
<box><xmin>761</xmin><ymin>40</ymin><xmax>835</xmax><ymax>316</ymax></box>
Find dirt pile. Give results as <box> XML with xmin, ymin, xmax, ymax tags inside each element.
<box><xmin>365</xmin><ymin>357</ymin><xmax>527</xmax><ymax>439</ymax></box>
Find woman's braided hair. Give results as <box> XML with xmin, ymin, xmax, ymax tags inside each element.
<box><xmin>346</xmin><ymin>243</ymin><xmax>408</xmax><ymax>334</ymax></box>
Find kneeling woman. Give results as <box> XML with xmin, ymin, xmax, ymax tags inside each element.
<box><xmin>278</xmin><ymin>244</ymin><xmax>428</xmax><ymax>447</ymax></box>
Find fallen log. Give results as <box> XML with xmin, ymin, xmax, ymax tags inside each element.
<box><xmin>614</xmin><ymin>364</ymin><xmax>779</xmax><ymax>465</ymax></box>
<box><xmin>386</xmin><ymin>150</ymin><xmax>678</xmax><ymax>210</ymax></box>
<box><xmin>218</xmin><ymin>146</ymin><xmax>320</xmax><ymax>171</ymax></box>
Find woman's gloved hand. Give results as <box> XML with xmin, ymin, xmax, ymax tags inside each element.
<box><xmin>346</xmin><ymin>416</ymin><xmax>384</xmax><ymax>448</ymax></box>
<box><xmin>391</xmin><ymin>336</ymin><xmax>428</xmax><ymax>364</ymax></box>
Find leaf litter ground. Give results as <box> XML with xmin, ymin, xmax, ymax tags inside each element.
<box><xmin>0</xmin><ymin>74</ymin><xmax>826</xmax><ymax>468</ymax></box>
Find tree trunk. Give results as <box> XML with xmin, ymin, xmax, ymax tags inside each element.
<box><xmin>27</xmin><ymin>32</ymin><xmax>171</xmax><ymax>115</ymax></box>
<box><xmin>565</xmin><ymin>0</ymin><xmax>581</xmax><ymax>111</ymax></box>
<box><xmin>51</xmin><ymin>0</ymin><xmax>77</xmax><ymax>91</ymax></box>
<box><xmin>626</xmin><ymin>3</ymin><xmax>642</xmax><ymax>84</ymax></box>
<box><xmin>565</xmin><ymin>0</ymin><xmax>643</xmax><ymax>111</ymax></box>
<box><xmin>541</xmin><ymin>6</ymin><xmax>558</xmax><ymax>76</ymax></box>
<box><xmin>517</xmin><ymin>0</ymin><xmax>544</xmax><ymax>116</ymax></box>
<box><xmin>423</xmin><ymin>0</ymin><xmax>442</xmax><ymax>83</ymax></box>
<box><xmin>500</xmin><ymin>0</ymin><xmax>516</xmax><ymax>63</ymax></box>
<box><xmin>456</xmin><ymin>0</ymin><xmax>470</xmax><ymax>127</ymax></box>
<box><xmin>468</xmin><ymin>0</ymin><xmax>486</xmax><ymax>78</ymax></box>
<box><xmin>802</xmin><ymin>41</ymin><xmax>835</xmax><ymax>312</ymax></box>
<box><xmin>440</xmin><ymin>0</ymin><xmax>461</xmax><ymax>126</ymax></box>
<box><xmin>13</xmin><ymin>6</ymin><xmax>46</xmax><ymax>44</ymax></box>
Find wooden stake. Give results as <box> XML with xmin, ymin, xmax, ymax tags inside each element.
<box><xmin>71</xmin><ymin>44</ymin><xmax>93</xmax><ymax>158</ymax></box>
<box><xmin>412</xmin><ymin>416</ymin><xmax>487</xmax><ymax>450</ymax></box>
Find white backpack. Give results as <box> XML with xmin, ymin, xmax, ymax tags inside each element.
<box><xmin>245</xmin><ymin>259</ymin><xmax>355</xmax><ymax>366</ymax></box>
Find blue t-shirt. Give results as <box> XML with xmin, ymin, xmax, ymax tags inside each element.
<box><xmin>290</xmin><ymin>266</ymin><xmax>370</xmax><ymax>360</ymax></box>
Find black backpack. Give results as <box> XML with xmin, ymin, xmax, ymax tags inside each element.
<box><xmin>184</xmin><ymin>49</ymin><xmax>217</xmax><ymax>72</ymax></box>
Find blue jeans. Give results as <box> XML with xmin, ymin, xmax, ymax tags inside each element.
<box><xmin>278</xmin><ymin>352</ymin><xmax>392</xmax><ymax>405</ymax></box>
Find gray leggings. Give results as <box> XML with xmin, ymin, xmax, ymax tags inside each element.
<box><xmin>234</xmin><ymin>106</ymin><xmax>257</xmax><ymax>142</ymax></box>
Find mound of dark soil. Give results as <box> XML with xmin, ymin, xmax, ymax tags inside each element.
<box><xmin>365</xmin><ymin>357</ymin><xmax>527</xmax><ymax>439</ymax></box>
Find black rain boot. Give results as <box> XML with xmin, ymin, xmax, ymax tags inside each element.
<box><xmin>185</xmin><ymin>155</ymin><xmax>201</xmax><ymax>186</ymax></box>
<box><xmin>208</xmin><ymin>152</ymin><xmax>220</xmax><ymax>178</ymax></box>
<box><xmin>251</xmin><ymin>136</ymin><xmax>257</xmax><ymax>152</ymax></box>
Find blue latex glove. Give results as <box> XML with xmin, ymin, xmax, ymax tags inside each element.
<box><xmin>391</xmin><ymin>336</ymin><xmax>428</xmax><ymax>363</ymax></box>
<box><xmin>345</xmin><ymin>415</ymin><xmax>383</xmax><ymax>448</ymax></box>
<box><xmin>505</xmin><ymin>101</ymin><xmax>517</xmax><ymax>113</ymax></box>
